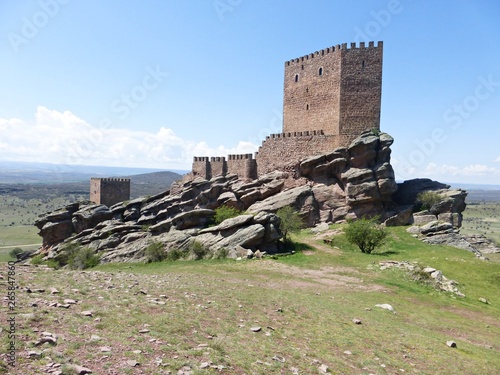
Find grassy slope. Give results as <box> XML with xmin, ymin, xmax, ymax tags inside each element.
<box><xmin>1</xmin><ymin>227</ymin><xmax>499</xmax><ymax>374</ymax></box>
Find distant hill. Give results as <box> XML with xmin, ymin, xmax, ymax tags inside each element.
<box><xmin>0</xmin><ymin>160</ymin><xmax>188</xmax><ymax>184</ymax></box>
<box><xmin>0</xmin><ymin>169</ymin><xmax>183</xmax><ymax>201</ymax></box>
<box><xmin>124</xmin><ymin>171</ymin><xmax>182</xmax><ymax>198</ymax></box>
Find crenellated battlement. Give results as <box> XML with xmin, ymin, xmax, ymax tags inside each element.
<box><xmin>266</xmin><ymin>130</ymin><xmax>325</xmax><ymax>139</ymax></box>
<box><xmin>285</xmin><ymin>41</ymin><xmax>382</xmax><ymax>66</ymax></box>
<box><xmin>92</xmin><ymin>177</ymin><xmax>130</xmax><ymax>182</ymax></box>
<box><xmin>193</xmin><ymin>156</ymin><xmax>210</xmax><ymax>162</ymax></box>
<box><xmin>228</xmin><ymin>153</ymin><xmax>254</xmax><ymax>160</ymax></box>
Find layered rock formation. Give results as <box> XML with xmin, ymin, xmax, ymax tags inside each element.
<box><xmin>34</xmin><ymin>131</ymin><xmax>476</xmax><ymax>264</ymax></box>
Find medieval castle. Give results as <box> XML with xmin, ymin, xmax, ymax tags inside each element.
<box><xmin>91</xmin><ymin>41</ymin><xmax>383</xmax><ymax>206</ymax></box>
<box><xmin>191</xmin><ymin>41</ymin><xmax>383</xmax><ymax>180</ymax></box>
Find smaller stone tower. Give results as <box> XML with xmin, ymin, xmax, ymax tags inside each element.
<box><xmin>90</xmin><ymin>178</ymin><xmax>130</xmax><ymax>207</ymax></box>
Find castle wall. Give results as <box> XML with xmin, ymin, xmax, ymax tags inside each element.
<box><xmin>227</xmin><ymin>154</ymin><xmax>257</xmax><ymax>180</ymax></box>
<box><xmin>283</xmin><ymin>45</ymin><xmax>341</xmax><ymax>136</ymax></box>
<box><xmin>256</xmin><ymin>132</ymin><xmax>339</xmax><ymax>175</ymax></box>
<box><xmin>90</xmin><ymin>178</ymin><xmax>130</xmax><ymax>207</ymax></box>
<box><xmin>192</xmin><ymin>157</ymin><xmax>210</xmax><ymax>179</ymax></box>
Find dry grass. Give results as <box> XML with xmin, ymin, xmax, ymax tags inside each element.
<box><xmin>1</xmin><ymin>227</ymin><xmax>499</xmax><ymax>374</ymax></box>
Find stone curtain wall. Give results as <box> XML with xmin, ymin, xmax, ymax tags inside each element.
<box><xmin>339</xmin><ymin>41</ymin><xmax>383</xmax><ymax>138</ymax></box>
<box><xmin>255</xmin><ymin>132</ymin><xmax>340</xmax><ymax>175</ymax></box>
<box><xmin>191</xmin><ymin>154</ymin><xmax>257</xmax><ymax>180</ymax></box>
<box><xmin>90</xmin><ymin>178</ymin><xmax>131</xmax><ymax>207</ymax></box>
<box><xmin>283</xmin><ymin>41</ymin><xmax>382</xmax><ymax>138</ymax></box>
<box><xmin>227</xmin><ymin>154</ymin><xmax>257</xmax><ymax>180</ymax></box>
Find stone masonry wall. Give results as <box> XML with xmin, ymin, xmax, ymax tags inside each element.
<box><xmin>192</xmin><ymin>157</ymin><xmax>210</xmax><ymax>179</ymax></box>
<box><xmin>255</xmin><ymin>132</ymin><xmax>340</xmax><ymax>175</ymax></box>
<box><xmin>210</xmin><ymin>157</ymin><xmax>227</xmax><ymax>178</ymax></box>
<box><xmin>339</xmin><ymin>42</ymin><xmax>383</xmax><ymax>138</ymax></box>
<box><xmin>90</xmin><ymin>178</ymin><xmax>130</xmax><ymax>207</ymax></box>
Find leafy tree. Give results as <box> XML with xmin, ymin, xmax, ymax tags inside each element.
<box><xmin>344</xmin><ymin>217</ymin><xmax>387</xmax><ymax>254</ymax></box>
<box><xmin>276</xmin><ymin>206</ymin><xmax>303</xmax><ymax>243</ymax></box>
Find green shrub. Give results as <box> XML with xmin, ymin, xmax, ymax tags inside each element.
<box><xmin>53</xmin><ymin>243</ymin><xmax>99</xmax><ymax>270</ymax></box>
<box><xmin>166</xmin><ymin>248</ymin><xmax>184</xmax><ymax>261</ymax></box>
<box><xmin>276</xmin><ymin>206</ymin><xmax>304</xmax><ymax>243</ymax></box>
<box><xmin>31</xmin><ymin>254</ymin><xmax>44</xmax><ymax>265</ymax></box>
<box><xmin>417</xmin><ymin>191</ymin><xmax>442</xmax><ymax>211</ymax></box>
<box><xmin>190</xmin><ymin>241</ymin><xmax>209</xmax><ymax>260</ymax></box>
<box><xmin>214</xmin><ymin>205</ymin><xmax>242</xmax><ymax>225</ymax></box>
<box><xmin>344</xmin><ymin>217</ymin><xmax>387</xmax><ymax>254</ymax></box>
<box><xmin>145</xmin><ymin>241</ymin><xmax>166</xmax><ymax>263</ymax></box>
<box><xmin>9</xmin><ymin>247</ymin><xmax>24</xmax><ymax>260</ymax></box>
<box><xmin>68</xmin><ymin>247</ymin><xmax>100</xmax><ymax>270</ymax></box>
<box><xmin>214</xmin><ymin>247</ymin><xmax>229</xmax><ymax>259</ymax></box>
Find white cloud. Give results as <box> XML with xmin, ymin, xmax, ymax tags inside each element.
<box><xmin>0</xmin><ymin>106</ymin><xmax>259</xmax><ymax>169</ymax></box>
<box><xmin>424</xmin><ymin>162</ymin><xmax>500</xmax><ymax>178</ymax></box>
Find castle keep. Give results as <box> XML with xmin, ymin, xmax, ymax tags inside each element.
<box><xmin>191</xmin><ymin>41</ymin><xmax>383</xmax><ymax>180</ymax></box>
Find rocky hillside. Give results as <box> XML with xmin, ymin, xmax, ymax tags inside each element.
<box><xmin>34</xmin><ymin>131</ymin><xmax>488</xmax><ymax>264</ymax></box>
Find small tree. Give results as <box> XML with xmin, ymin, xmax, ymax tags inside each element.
<box><xmin>344</xmin><ymin>217</ymin><xmax>387</xmax><ymax>254</ymax></box>
<box><xmin>213</xmin><ymin>205</ymin><xmax>242</xmax><ymax>225</ymax></box>
<box><xmin>276</xmin><ymin>206</ymin><xmax>303</xmax><ymax>243</ymax></box>
<box><xmin>417</xmin><ymin>190</ymin><xmax>442</xmax><ymax>211</ymax></box>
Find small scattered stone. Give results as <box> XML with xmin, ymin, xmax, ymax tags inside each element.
<box><xmin>126</xmin><ymin>360</ymin><xmax>140</xmax><ymax>367</ymax></box>
<box><xmin>28</xmin><ymin>350</ymin><xmax>42</xmax><ymax>358</ymax></box>
<box><xmin>446</xmin><ymin>340</ymin><xmax>457</xmax><ymax>348</ymax></box>
<box><xmin>99</xmin><ymin>346</ymin><xmax>112</xmax><ymax>352</ymax></box>
<box><xmin>50</xmin><ymin>288</ymin><xmax>60</xmax><ymax>294</ymax></box>
<box><xmin>319</xmin><ymin>363</ymin><xmax>330</xmax><ymax>374</ymax></box>
<box><xmin>250</xmin><ymin>326</ymin><xmax>262</xmax><ymax>332</ymax></box>
<box><xmin>81</xmin><ymin>311</ymin><xmax>93</xmax><ymax>317</ymax></box>
<box><xmin>64</xmin><ymin>299</ymin><xmax>77</xmax><ymax>304</ymax></box>
<box><xmin>139</xmin><ymin>329</ymin><xmax>150</xmax><ymax>333</ymax></box>
<box><xmin>352</xmin><ymin>319</ymin><xmax>362</xmax><ymax>325</ymax></box>
<box><xmin>343</xmin><ymin>350</ymin><xmax>352</xmax><ymax>355</ymax></box>
<box><xmin>479</xmin><ymin>297</ymin><xmax>490</xmax><ymax>304</ymax></box>
<box><xmin>132</xmin><ymin>349</ymin><xmax>142</xmax><ymax>354</ymax></box>
<box><xmin>375</xmin><ymin>304</ymin><xmax>396</xmax><ymax>313</ymax></box>
<box><xmin>200</xmin><ymin>361</ymin><xmax>210</xmax><ymax>369</ymax></box>
<box><xmin>90</xmin><ymin>335</ymin><xmax>101</xmax><ymax>342</ymax></box>
<box><xmin>72</xmin><ymin>364</ymin><xmax>93</xmax><ymax>374</ymax></box>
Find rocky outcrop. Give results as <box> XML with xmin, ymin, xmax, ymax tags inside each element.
<box><xmin>33</xmin><ymin>131</ymin><xmax>470</xmax><ymax>264</ymax></box>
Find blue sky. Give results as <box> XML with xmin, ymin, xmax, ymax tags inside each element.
<box><xmin>0</xmin><ymin>0</ymin><xmax>499</xmax><ymax>184</ymax></box>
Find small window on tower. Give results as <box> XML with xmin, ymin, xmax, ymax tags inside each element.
<box><xmin>362</xmin><ymin>60</ymin><xmax>365</xmax><ymax>68</ymax></box>
<box><xmin>295</xmin><ymin>74</ymin><xmax>299</xmax><ymax>82</ymax></box>
<box><xmin>306</xmin><ymin>104</ymin><xmax>309</xmax><ymax>110</ymax></box>
<box><xmin>318</xmin><ymin>67</ymin><xmax>323</xmax><ymax>76</ymax></box>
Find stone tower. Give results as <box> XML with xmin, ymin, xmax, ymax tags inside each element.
<box><xmin>90</xmin><ymin>178</ymin><xmax>130</xmax><ymax>207</ymax></box>
<box><xmin>283</xmin><ymin>41</ymin><xmax>383</xmax><ymax>141</ymax></box>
